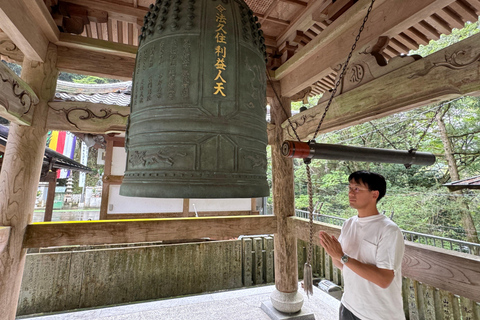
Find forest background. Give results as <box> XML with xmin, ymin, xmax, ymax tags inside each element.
<box><xmin>1</xmin><ymin>20</ymin><xmax>479</xmax><ymax>245</ymax></box>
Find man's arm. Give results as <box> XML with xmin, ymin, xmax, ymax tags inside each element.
<box><xmin>319</xmin><ymin>231</ymin><xmax>394</xmax><ymax>289</ymax></box>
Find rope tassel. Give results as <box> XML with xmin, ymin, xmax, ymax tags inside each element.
<box><xmin>303</xmin><ymin>262</ymin><xmax>313</xmax><ymax>297</ymax></box>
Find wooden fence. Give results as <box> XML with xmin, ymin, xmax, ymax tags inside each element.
<box><xmin>18</xmin><ymin>237</ymin><xmax>479</xmax><ymax>319</ymax></box>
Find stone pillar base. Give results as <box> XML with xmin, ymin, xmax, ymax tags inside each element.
<box><xmin>270</xmin><ymin>288</ymin><xmax>304</xmax><ymax>314</ymax></box>
<box><xmin>262</xmin><ymin>300</ymin><xmax>314</xmax><ymax>320</ymax></box>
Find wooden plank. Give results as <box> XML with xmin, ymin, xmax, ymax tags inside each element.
<box><xmin>459</xmin><ymin>296</ymin><xmax>477</xmax><ymax>320</ymax></box>
<box><xmin>0</xmin><ymin>0</ymin><xmax>49</xmax><ymax>61</ymax></box>
<box><xmin>290</xmin><ymin>217</ymin><xmax>480</xmax><ymax>302</ymax></box>
<box><xmin>253</xmin><ymin>237</ymin><xmax>264</xmax><ymax>284</ymax></box>
<box><xmin>282</xmin><ymin>31</ymin><xmax>480</xmax><ymax>141</ymax></box>
<box><xmin>59</xmin><ymin>0</ymin><xmax>148</xmax><ymax>24</ymax></box>
<box><xmin>56</xmin><ymin>33</ymin><xmax>137</xmax><ymax>58</ymax></box>
<box><xmin>408</xmin><ymin>278</ymin><xmax>420</xmax><ymax>320</ymax></box>
<box><xmin>182</xmin><ymin>199</ymin><xmax>189</xmax><ymax>217</ymax></box>
<box><xmin>423</xmin><ymin>284</ymin><xmax>437</xmax><ymax>320</ymax></box>
<box><xmin>242</xmin><ymin>238</ymin><xmax>253</xmax><ymax>286</ymax></box>
<box><xmin>56</xmin><ymin>45</ymin><xmax>135</xmax><ymax>80</ymax></box>
<box><xmin>402</xmin><ymin>242</ymin><xmax>480</xmax><ymax>303</ymax></box>
<box><xmin>265</xmin><ymin>236</ymin><xmax>274</xmax><ymax>283</ymax></box>
<box><xmin>276</xmin><ymin>0</ymin><xmax>457</xmax><ymax>96</ymax></box>
<box><xmin>47</xmin><ymin>101</ymin><xmax>129</xmax><ymax>134</ymax></box>
<box><xmin>0</xmin><ymin>62</ymin><xmax>39</xmax><ymax>126</ymax></box>
<box><xmin>105</xmin><ymin>211</ymin><xmax>256</xmax><ymax>220</ymax></box>
<box><xmin>0</xmin><ymin>226</ymin><xmax>10</xmax><ymax>254</ymax></box>
<box><xmin>23</xmin><ymin>216</ymin><xmax>277</xmax><ymax>248</ymax></box>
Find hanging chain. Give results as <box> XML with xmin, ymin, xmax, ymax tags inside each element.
<box><xmin>312</xmin><ymin>0</ymin><xmax>376</xmax><ymax>140</ymax></box>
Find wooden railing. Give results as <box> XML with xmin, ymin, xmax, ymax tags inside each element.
<box><xmin>294</xmin><ymin>209</ymin><xmax>480</xmax><ymax>256</ymax></box>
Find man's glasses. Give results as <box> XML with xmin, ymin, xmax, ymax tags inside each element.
<box><xmin>347</xmin><ymin>186</ymin><xmax>370</xmax><ymax>193</ymax></box>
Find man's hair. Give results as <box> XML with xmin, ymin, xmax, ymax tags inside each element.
<box><xmin>348</xmin><ymin>171</ymin><xmax>387</xmax><ymax>203</ymax></box>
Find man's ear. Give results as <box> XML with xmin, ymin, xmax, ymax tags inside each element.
<box><xmin>372</xmin><ymin>190</ymin><xmax>379</xmax><ymax>201</ymax></box>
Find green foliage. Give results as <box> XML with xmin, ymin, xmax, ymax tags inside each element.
<box><xmin>58</xmin><ymin>72</ymin><xmax>121</xmax><ymax>84</ymax></box>
<box><xmin>411</xmin><ymin>20</ymin><xmax>480</xmax><ymax>57</ymax></box>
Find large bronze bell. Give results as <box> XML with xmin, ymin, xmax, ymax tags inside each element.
<box><xmin>120</xmin><ymin>0</ymin><xmax>269</xmax><ymax>198</ymax></box>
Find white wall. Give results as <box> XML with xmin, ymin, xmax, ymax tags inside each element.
<box><xmin>108</xmin><ymin>185</ymin><xmax>183</xmax><ymax>213</ymax></box>
<box><xmin>108</xmin><ymin>147</ymin><xmax>252</xmax><ymax>214</ymax></box>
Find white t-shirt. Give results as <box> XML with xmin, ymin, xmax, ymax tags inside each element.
<box><xmin>339</xmin><ymin>214</ymin><xmax>405</xmax><ymax>320</ymax></box>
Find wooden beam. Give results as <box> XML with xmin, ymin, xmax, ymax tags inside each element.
<box><xmin>59</xmin><ymin>0</ymin><xmax>148</xmax><ymax>24</ymax></box>
<box><xmin>282</xmin><ymin>31</ymin><xmax>480</xmax><ymax>141</ymax></box>
<box><xmin>0</xmin><ymin>62</ymin><xmax>39</xmax><ymax>126</ymax></box>
<box><xmin>56</xmin><ymin>33</ymin><xmax>137</xmax><ymax>58</ymax></box>
<box><xmin>0</xmin><ymin>226</ymin><xmax>10</xmax><ymax>254</ymax></box>
<box><xmin>56</xmin><ymin>45</ymin><xmax>135</xmax><ymax>80</ymax></box>
<box><xmin>47</xmin><ymin>101</ymin><xmax>129</xmax><ymax>134</ymax></box>
<box><xmin>22</xmin><ymin>216</ymin><xmax>277</xmax><ymax>248</ymax></box>
<box><xmin>106</xmin><ymin>211</ymin><xmax>257</xmax><ymax>220</ymax></box>
<box><xmin>0</xmin><ymin>0</ymin><xmax>49</xmax><ymax>61</ymax></box>
<box><xmin>24</xmin><ymin>0</ymin><xmax>60</xmax><ymax>43</ymax></box>
<box><xmin>290</xmin><ymin>217</ymin><xmax>480</xmax><ymax>302</ymax></box>
<box><xmin>276</xmin><ymin>0</ymin><xmax>457</xmax><ymax>97</ymax></box>
<box><xmin>0</xmin><ymin>32</ymin><xmax>24</xmax><ymax>63</ymax></box>
<box><xmin>257</xmin><ymin>14</ymin><xmax>290</xmax><ymax>26</ymax></box>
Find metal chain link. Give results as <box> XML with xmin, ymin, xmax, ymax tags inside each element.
<box><xmin>312</xmin><ymin>0</ymin><xmax>376</xmax><ymax>140</ymax></box>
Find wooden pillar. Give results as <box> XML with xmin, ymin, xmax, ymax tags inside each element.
<box><xmin>269</xmin><ymin>82</ymin><xmax>303</xmax><ymax>313</ymax></box>
<box><xmin>99</xmin><ymin>136</ymin><xmax>114</xmax><ymax>220</ymax></box>
<box><xmin>0</xmin><ymin>44</ymin><xmax>58</xmax><ymax>320</ymax></box>
<box><xmin>43</xmin><ymin>170</ymin><xmax>58</xmax><ymax>222</ymax></box>
<box><xmin>182</xmin><ymin>199</ymin><xmax>190</xmax><ymax>217</ymax></box>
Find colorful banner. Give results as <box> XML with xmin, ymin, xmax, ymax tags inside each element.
<box><xmin>48</xmin><ymin>131</ymin><xmax>77</xmax><ymax>179</ymax></box>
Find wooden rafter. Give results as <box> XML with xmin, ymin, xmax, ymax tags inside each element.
<box><xmin>276</xmin><ymin>0</ymin><xmax>457</xmax><ymax>97</ymax></box>
<box><xmin>58</xmin><ymin>0</ymin><xmax>148</xmax><ymax>24</ymax></box>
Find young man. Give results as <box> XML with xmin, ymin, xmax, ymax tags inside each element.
<box><xmin>319</xmin><ymin>171</ymin><xmax>405</xmax><ymax>320</ymax></box>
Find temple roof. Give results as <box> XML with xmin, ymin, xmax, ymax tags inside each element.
<box><xmin>444</xmin><ymin>175</ymin><xmax>480</xmax><ymax>191</ymax></box>
<box><xmin>0</xmin><ymin>124</ymin><xmax>92</xmax><ymax>175</ymax></box>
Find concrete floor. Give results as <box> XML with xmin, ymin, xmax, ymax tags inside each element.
<box><xmin>18</xmin><ymin>284</ymin><xmax>340</xmax><ymax>320</ymax></box>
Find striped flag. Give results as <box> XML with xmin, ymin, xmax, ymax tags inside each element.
<box><xmin>48</xmin><ymin>131</ymin><xmax>77</xmax><ymax>178</ymax></box>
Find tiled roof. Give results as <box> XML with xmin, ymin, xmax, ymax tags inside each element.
<box><xmin>54</xmin><ymin>92</ymin><xmax>131</xmax><ymax>107</ymax></box>
<box><xmin>55</xmin><ymin>80</ymin><xmax>132</xmax><ymax>107</ymax></box>
<box><xmin>443</xmin><ymin>175</ymin><xmax>480</xmax><ymax>191</ymax></box>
